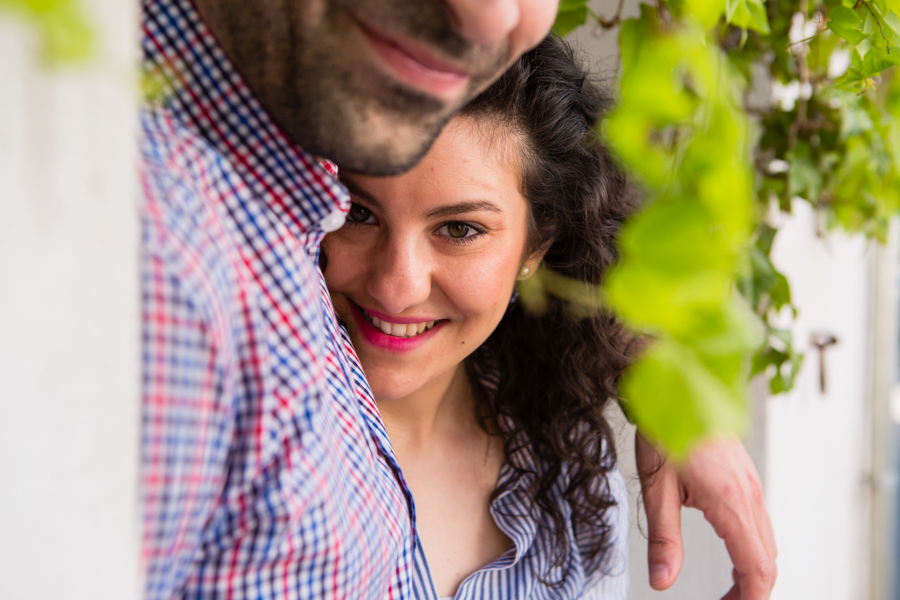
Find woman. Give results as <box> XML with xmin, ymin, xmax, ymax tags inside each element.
<box><xmin>322</xmin><ymin>35</ymin><xmax>637</xmax><ymax>599</ymax></box>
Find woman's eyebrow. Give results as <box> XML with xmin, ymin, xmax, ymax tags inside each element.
<box><xmin>341</xmin><ymin>178</ymin><xmax>384</xmax><ymax>212</ymax></box>
<box><xmin>424</xmin><ymin>201</ymin><xmax>502</xmax><ymax>219</ymax></box>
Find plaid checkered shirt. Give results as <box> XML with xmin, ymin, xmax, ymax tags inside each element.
<box><xmin>139</xmin><ymin>0</ymin><xmax>416</xmax><ymax>597</ymax></box>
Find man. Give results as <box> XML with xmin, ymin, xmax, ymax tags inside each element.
<box><xmin>138</xmin><ymin>0</ymin><xmax>775</xmax><ymax>598</ymax></box>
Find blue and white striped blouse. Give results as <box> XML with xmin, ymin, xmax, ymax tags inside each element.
<box><xmin>407</xmin><ymin>364</ymin><xmax>629</xmax><ymax>600</ymax></box>
<box><xmin>409</xmin><ymin>448</ymin><xmax>629</xmax><ymax>600</ymax></box>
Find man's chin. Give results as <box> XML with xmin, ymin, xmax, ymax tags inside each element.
<box><xmin>309</xmin><ymin>116</ymin><xmax>448</xmax><ymax>177</ymax></box>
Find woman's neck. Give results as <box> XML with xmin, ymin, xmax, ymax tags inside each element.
<box><xmin>377</xmin><ymin>363</ymin><xmax>477</xmax><ymax>451</ymax></box>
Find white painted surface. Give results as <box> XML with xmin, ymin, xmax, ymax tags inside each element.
<box><xmin>0</xmin><ymin>2</ymin><xmax>140</xmax><ymax>598</ymax></box>
<box><xmin>766</xmin><ymin>200</ymin><xmax>873</xmax><ymax>600</ymax></box>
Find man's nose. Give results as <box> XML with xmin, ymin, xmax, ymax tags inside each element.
<box><xmin>445</xmin><ymin>0</ymin><xmax>521</xmax><ymax>44</ymax></box>
<box><xmin>367</xmin><ymin>240</ymin><xmax>432</xmax><ymax>316</ymax></box>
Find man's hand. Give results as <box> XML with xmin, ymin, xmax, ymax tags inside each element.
<box><xmin>635</xmin><ymin>434</ymin><xmax>778</xmax><ymax>600</ymax></box>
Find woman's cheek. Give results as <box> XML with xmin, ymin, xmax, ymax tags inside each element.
<box><xmin>321</xmin><ymin>236</ymin><xmax>362</xmax><ymax>290</ymax></box>
<box><xmin>444</xmin><ymin>251</ymin><xmax>519</xmax><ymax>323</ymax></box>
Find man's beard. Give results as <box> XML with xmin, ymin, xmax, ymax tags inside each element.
<box><xmin>246</xmin><ymin>0</ymin><xmax>509</xmax><ymax>176</ymax></box>
<box><xmin>284</xmin><ymin>41</ymin><xmax>453</xmax><ymax>175</ymax></box>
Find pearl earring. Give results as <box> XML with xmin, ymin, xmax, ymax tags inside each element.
<box><xmin>519</xmin><ymin>266</ymin><xmax>531</xmax><ymax>279</ymax></box>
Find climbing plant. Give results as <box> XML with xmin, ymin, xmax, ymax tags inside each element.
<box><xmin>552</xmin><ymin>0</ymin><xmax>900</xmax><ymax>456</ymax></box>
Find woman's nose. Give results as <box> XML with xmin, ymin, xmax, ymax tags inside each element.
<box><xmin>367</xmin><ymin>239</ymin><xmax>432</xmax><ymax>316</ymax></box>
<box><xmin>445</xmin><ymin>0</ymin><xmax>521</xmax><ymax>45</ymax></box>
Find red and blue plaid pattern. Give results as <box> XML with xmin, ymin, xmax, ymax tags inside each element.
<box><xmin>139</xmin><ymin>0</ymin><xmax>415</xmax><ymax>597</ymax></box>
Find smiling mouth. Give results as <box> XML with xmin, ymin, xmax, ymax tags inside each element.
<box><xmin>356</xmin><ymin>306</ymin><xmax>440</xmax><ymax>338</ymax></box>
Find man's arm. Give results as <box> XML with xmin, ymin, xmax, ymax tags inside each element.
<box><xmin>635</xmin><ymin>434</ymin><xmax>778</xmax><ymax>600</ymax></box>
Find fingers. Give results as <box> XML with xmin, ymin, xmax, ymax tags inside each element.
<box><xmin>721</xmin><ymin>509</ymin><xmax>776</xmax><ymax>600</ymax></box>
<box><xmin>685</xmin><ymin>438</ymin><xmax>777</xmax><ymax>600</ymax></box>
<box><xmin>636</xmin><ymin>435</ymin><xmax>778</xmax><ymax>599</ymax></box>
<box><xmin>721</xmin><ymin>584</ymin><xmax>742</xmax><ymax>600</ymax></box>
<box><xmin>635</xmin><ymin>434</ymin><xmax>685</xmax><ymax>591</ymax></box>
<box><xmin>750</xmin><ymin>469</ymin><xmax>778</xmax><ymax>567</ymax></box>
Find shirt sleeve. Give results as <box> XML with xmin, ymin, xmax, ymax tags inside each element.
<box><xmin>139</xmin><ymin>156</ymin><xmax>239</xmax><ymax>598</ymax></box>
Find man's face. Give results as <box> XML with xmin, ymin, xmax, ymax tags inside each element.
<box><xmin>195</xmin><ymin>0</ymin><xmax>559</xmax><ymax>175</ymax></box>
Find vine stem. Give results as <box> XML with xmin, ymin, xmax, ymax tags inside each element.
<box><xmin>853</xmin><ymin>0</ymin><xmax>890</xmax><ymax>53</ymax></box>
<box><xmin>785</xmin><ymin>34</ymin><xmax>817</xmax><ymax>49</ymax></box>
<box><xmin>589</xmin><ymin>0</ymin><xmax>627</xmax><ymax>30</ymax></box>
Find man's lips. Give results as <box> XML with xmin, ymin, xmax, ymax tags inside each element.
<box><xmin>353</xmin><ymin>17</ymin><xmax>470</xmax><ymax>99</ymax></box>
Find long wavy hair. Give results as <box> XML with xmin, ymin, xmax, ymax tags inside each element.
<box><xmin>461</xmin><ymin>35</ymin><xmax>639</xmax><ymax>583</ymax></box>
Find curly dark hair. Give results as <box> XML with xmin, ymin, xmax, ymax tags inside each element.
<box><xmin>460</xmin><ymin>35</ymin><xmax>640</xmax><ymax>584</ymax></box>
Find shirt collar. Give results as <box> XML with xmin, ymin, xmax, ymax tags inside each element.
<box><xmin>142</xmin><ymin>0</ymin><xmax>349</xmax><ymax>240</ymax></box>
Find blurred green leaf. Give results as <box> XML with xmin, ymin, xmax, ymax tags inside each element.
<box><xmin>726</xmin><ymin>0</ymin><xmax>771</xmax><ymax>33</ymax></box>
<box><xmin>553</xmin><ymin>5</ymin><xmax>589</xmax><ymax>37</ymax></box>
<box><xmin>683</xmin><ymin>0</ymin><xmax>729</xmax><ymax>29</ymax></box>
<box><xmin>550</xmin><ymin>0</ymin><xmax>900</xmax><ymax>456</ymax></box>
<box><xmin>622</xmin><ymin>332</ymin><xmax>749</xmax><ymax>458</ymax></box>
<box><xmin>0</xmin><ymin>0</ymin><xmax>94</xmax><ymax>63</ymax></box>
<box><xmin>787</xmin><ymin>142</ymin><xmax>824</xmax><ymax>201</ymax></box>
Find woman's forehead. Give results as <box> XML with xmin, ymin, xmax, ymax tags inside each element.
<box><xmin>344</xmin><ymin>119</ymin><xmax>527</xmax><ymax>215</ymax></box>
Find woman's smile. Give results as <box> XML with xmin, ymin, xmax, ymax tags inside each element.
<box><xmin>348</xmin><ymin>301</ymin><xmax>447</xmax><ymax>352</ymax></box>
<box><xmin>322</xmin><ymin>117</ymin><xmax>538</xmax><ymax>402</ymax></box>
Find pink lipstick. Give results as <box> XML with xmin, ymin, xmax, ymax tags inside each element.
<box><xmin>348</xmin><ymin>302</ymin><xmax>445</xmax><ymax>353</ymax></box>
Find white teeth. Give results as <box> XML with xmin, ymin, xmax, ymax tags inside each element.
<box><xmin>361</xmin><ymin>308</ymin><xmax>438</xmax><ymax>338</ymax></box>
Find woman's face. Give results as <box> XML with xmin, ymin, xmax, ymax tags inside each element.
<box><xmin>323</xmin><ymin>117</ymin><xmax>538</xmax><ymax>401</ymax></box>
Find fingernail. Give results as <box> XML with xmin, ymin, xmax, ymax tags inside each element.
<box><xmin>650</xmin><ymin>564</ymin><xmax>670</xmax><ymax>585</ymax></box>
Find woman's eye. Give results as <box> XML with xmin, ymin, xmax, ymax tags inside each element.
<box><xmin>445</xmin><ymin>222</ymin><xmax>471</xmax><ymax>238</ymax></box>
<box><xmin>347</xmin><ymin>202</ymin><xmax>374</xmax><ymax>224</ymax></box>
<box><xmin>436</xmin><ymin>221</ymin><xmax>483</xmax><ymax>242</ymax></box>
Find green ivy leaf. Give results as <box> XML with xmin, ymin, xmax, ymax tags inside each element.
<box><xmin>621</xmin><ymin>322</ymin><xmax>751</xmax><ymax>459</ymax></box>
<box><xmin>683</xmin><ymin>0</ymin><xmax>728</xmax><ymax>30</ymax></box>
<box><xmin>726</xmin><ymin>0</ymin><xmax>771</xmax><ymax>34</ymax></box>
<box><xmin>876</xmin><ymin>0</ymin><xmax>900</xmax><ymax>16</ymax></box>
<box><xmin>553</xmin><ymin>5</ymin><xmax>589</xmax><ymax>37</ymax></box>
<box><xmin>769</xmin><ymin>272</ymin><xmax>792</xmax><ymax>311</ymax></box>
<box><xmin>834</xmin><ymin>67</ymin><xmax>874</xmax><ymax>92</ymax></box>
<box><xmin>862</xmin><ymin>43</ymin><xmax>900</xmax><ymax>74</ymax></box>
<box><xmin>827</xmin><ymin>5</ymin><xmax>870</xmax><ymax>45</ymax></box>
<box><xmin>862</xmin><ymin>4</ymin><xmax>900</xmax><ymax>51</ymax></box>
<box><xmin>787</xmin><ymin>142</ymin><xmax>824</xmax><ymax>200</ymax></box>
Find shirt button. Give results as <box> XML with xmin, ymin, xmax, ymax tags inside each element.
<box><xmin>319</xmin><ymin>209</ymin><xmax>346</xmax><ymax>233</ymax></box>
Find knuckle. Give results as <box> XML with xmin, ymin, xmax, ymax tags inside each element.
<box><xmin>720</xmin><ymin>483</ymin><xmax>748</xmax><ymax>508</ymax></box>
<box><xmin>648</xmin><ymin>533</ymin><xmax>680</xmax><ymax>552</ymax></box>
<box><xmin>748</xmin><ymin>478</ymin><xmax>766</xmax><ymax>506</ymax></box>
<box><xmin>756</xmin><ymin>558</ymin><xmax>778</xmax><ymax>587</ymax></box>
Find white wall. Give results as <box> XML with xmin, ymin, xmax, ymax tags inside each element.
<box><xmin>0</xmin><ymin>2</ymin><xmax>140</xmax><ymax>598</ymax></box>
<box><xmin>766</xmin><ymin>201</ymin><xmax>874</xmax><ymax>600</ymax></box>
